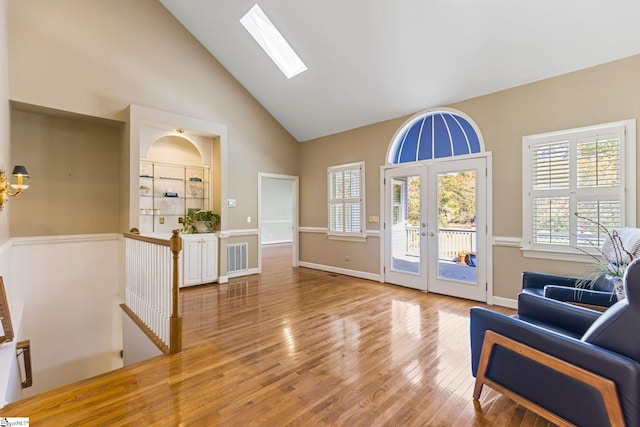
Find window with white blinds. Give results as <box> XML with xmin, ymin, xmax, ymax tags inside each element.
<box><xmin>328</xmin><ymin>162</ymin><xmax>365</xmax><ymax>238</ymax></box>
<box><xmin>522</xmin><ymin>120</ymin><xmax>636</xmax><ymax>257</ymax></box>
<box><xmin>391</xmin><ymin>180</ymin><xmax>404</xmax><ymax>225</ymax></box>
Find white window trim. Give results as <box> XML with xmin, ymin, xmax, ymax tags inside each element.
<box><xmin>327</xmin><ymin>161</ymin><xmax>366</xmax><ymax>241</ymax></box>
<box><xmin>391</xmin><ymin>179</ymin><xmax>406</xmax><ymax>225</ymax></box>
<box><xmin>522</xmin><ymin>119</ymin><xmax>636</xmax><ymax>260</ymax></box>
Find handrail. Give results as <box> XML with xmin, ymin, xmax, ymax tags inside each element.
<box><xmin>122</xmin><ymin>229</ymin><xmax>183</xmax><ymax>354</ymax></box>
<box><xmin>123</xmin><ymin>232</ymin><xmax>172</xmax><ymax>247</ymax></box>
<box><xmin>120</xmin><ymin>304</ymin><xmax>169</xmax><ymax>354</ymax></box>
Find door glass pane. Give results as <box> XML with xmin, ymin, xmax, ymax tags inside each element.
<box><xmin>437</xmin><ymin>170</ymin><xmax>477</xmax><ymax>283</ymax></box>
<box><xmin>391</xmin><ymin>175</ymin><xmax>420</xmax><ymax>274</ymax></box>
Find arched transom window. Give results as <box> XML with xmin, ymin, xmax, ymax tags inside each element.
<box><xmin>388</xmin><ymin>109</ymin><xmax>484</xmax><ymax>164</ymax></box>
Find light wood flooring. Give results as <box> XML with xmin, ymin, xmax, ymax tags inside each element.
<box><xmin>2</xmin><ymin>243</ymin><xmax>554</xmax><ymax>426</ymax></box>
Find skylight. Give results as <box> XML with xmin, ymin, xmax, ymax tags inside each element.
<box><xmin>240</xmin><ymin>4</ymin><xmax>307</xmax><ymax>79</ymax></box>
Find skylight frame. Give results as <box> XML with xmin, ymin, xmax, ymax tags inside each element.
<box><xmin>240</xmin><ymin>4</ymin><xmax>307</xmax><ymax>79</ymax></box>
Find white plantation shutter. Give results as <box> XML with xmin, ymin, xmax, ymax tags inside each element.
<box><xmin>328</xmin><ymin>162</ymin><xmax>365</xmax><ymax>236</ymax></box>
<box><xmin>577</xmin><ymin>136</ymin><xmax>621</xmax><ymax>188</ymax></box>
<box><xmin>532</xmin><ymin>197</ymin><xmax>570</xmax><ymax>245</ymax></box>
<box><xmin>574</xmin><ymin>135</ymin><xmax>624</xmax><ymax>248</ymax></box>
<box><xmin>576</xmin><ymin>200</ymin><xmax>622</xmax><ymax>247</ymax></box>
<box><xmin>532</xmin><ymin>141</ymin><xmax>570</xmax><ymax>190</ymax></box>
<box><xmin>530</xmin><ymin>141</ymin><xmax>571</xmax><ymax>245</ymax></box>
<box><xmin>523</xmin><ymin>121</ymin><xmax>635</xmax><ymax>255</ymax></box>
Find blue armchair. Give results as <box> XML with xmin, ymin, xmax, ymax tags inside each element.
<box><xmin>470</xmin><ymin>258</ymin><xmax>640</xmax><ymax>426</ymax></box>
<box><xmin>522</xmin><ymin>270</ymin><xmax>618</xmax><ymax>308</ymax></box>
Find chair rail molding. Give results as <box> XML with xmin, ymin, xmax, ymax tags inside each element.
<box><xmin>492</xmin><ymin>236</ymin><xmax>522</xmax><ymax>247</ymax></box>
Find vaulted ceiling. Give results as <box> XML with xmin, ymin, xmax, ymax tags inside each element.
<box><xmin>159</xmin><ymin>0</ymin><xmax>640</xmax><ymax>142</ymax></box>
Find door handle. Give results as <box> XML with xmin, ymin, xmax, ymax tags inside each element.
<box><xmin>429</xmin><ymin>232</ymin><xmax>435</xmax><ymax>237</ymax></box>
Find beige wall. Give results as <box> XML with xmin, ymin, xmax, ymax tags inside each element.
<box><xmin>8</xmin><ymin>0</ymin><xmax>298</xmax><ymax>246</ymax></box>
<box><xmin>451</xmin><ymin>55</ymin><xmax>640</xmax><ymax>238</ymax></box>
<box><xmin>0</xmin><ymin>0</ymin><xmax>9</xmax><ymax>244</ymax></box>
<box><xmin>299</xmin><ymin>118</ymin><xmax>402</xmax><ymax>274</ymax></box>
<box><xmin>7</xmin><ymin>0</ymin><xmax>640</xmax><ymax>295</ymax></box>
<box><xmin>452</xmin><ymin>54</ymin><xmax>640</xmax><ymax>298</ymax></box>
<box><xmin>300</xmin><ymin>233</ymin><xmax>381</xmax><ymax>274</ymax></box>
<box><xmin>10</xmin><ymin>108</ymin><xmax>123</xmax><ymax>236</ymax></box>
<box><xmin>300</xmin><ymin>119</ymin><xmax>402</xmax><ymax>228</ymax></box>
<box><xmin>299</xmin><ymin>54</ymin><xmax>640</xmax><ymax>299</ymax></box>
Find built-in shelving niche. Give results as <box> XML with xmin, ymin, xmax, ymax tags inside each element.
<box><xmin>139</xmin><ymin>135</ymin><xmax>211</xmax><ymax>234</ymax></box>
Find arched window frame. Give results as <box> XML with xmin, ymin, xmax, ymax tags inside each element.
<box><xmin>386</xmin><ymin>108</ymin><xmax>485</xmax><ymax>165</ymax></box>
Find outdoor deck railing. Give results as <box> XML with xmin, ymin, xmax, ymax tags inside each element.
<box><xmin>122</xmin><ymin>230</ymin><xmax>183</xmax><ymax>354</ymax></box>
<box><xmin>406</xmin><ymin>227</ymin><xmax>476</xmax><ymax>260</ymax></box>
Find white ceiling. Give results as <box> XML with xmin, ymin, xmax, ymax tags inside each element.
<box><xmin>159</xmin><ymin>0</ymin><xmax>640</xmax><ymax>142</ymax></box>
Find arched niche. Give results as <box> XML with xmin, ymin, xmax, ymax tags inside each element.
<box><xmin>128</xmin><ymin>104</ymin><xmax>227</xmax><ymax>234</ymax></box>
<box><xmin>147</xmin><ymin>135</ymin><xmax>203</xmax><ymax>166</ymax></box>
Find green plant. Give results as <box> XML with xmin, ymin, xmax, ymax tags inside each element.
<box><xmin>180</xmin><ymin>210</ymin><xmax>220</xmax><ymax>234</ymax></box>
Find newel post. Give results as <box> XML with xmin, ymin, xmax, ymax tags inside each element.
<box><xmin>169</xmin><ymin>229</ymin><xmax>183</xmax><ymax>354</ymax></box>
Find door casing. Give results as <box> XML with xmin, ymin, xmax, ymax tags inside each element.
<box><xmin>380</xmin><ymin>153</ymin><xmax>493</xmax><ymax>303</ymax></box>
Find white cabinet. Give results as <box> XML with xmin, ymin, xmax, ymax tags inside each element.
<box><xmin>181</xmin><ymin>233</ymin><xmax>218</xmax><ymax>287</ymax></box>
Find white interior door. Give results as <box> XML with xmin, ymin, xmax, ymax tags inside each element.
<box><xmin>384</xmin><ymin>157</ymin><xmax>487</xmax><ymax>301</ymax></box>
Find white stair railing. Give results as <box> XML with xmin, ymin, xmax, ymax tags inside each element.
<box><xmin>123</xmin><ymin>230</ymin><xmax>182</xmax><ymax>354</ymax></box>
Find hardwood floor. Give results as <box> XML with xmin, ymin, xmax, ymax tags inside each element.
<box><xmin>2</xmin><ymin>243</ymin><xmax>554</xmax><ymax>426</ymax></box>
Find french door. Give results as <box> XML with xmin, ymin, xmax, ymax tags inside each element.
<box><xmin>384</xmin><ymin>157</ymin><xmax>487</xmax><ymax>302</ymax></box>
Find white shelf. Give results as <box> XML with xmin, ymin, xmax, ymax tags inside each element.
<box><xmin>139</xmin><ymin>160</ymin><xmax>211</xmax><ymax>233</ymax></box>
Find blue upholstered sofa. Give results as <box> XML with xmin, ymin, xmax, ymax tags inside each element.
<box><xmin>470</xmin><ymin>258</ymin><xmax>640</xmax><ymax>426</ymax></box>
<box><xmin>522</xmin><ymin>270</ymin><xmax>618</xmax><ymax>308</ymax></box>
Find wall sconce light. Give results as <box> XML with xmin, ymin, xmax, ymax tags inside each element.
<box><xmin>0</xmin><ymin>165</ymin><xmax>30</xmax><ymax>211</ymax></box>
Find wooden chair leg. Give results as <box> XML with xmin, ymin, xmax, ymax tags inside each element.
<box><xmin>473</xmin><ymin>338</ymin><xmax>491</xmax><ymax>399</ymax></box>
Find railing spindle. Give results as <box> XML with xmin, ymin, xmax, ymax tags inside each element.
<box><xmin>123</xmin><ymin>230</ymin><xmax>183</xmax><ymax>354</ymax></box>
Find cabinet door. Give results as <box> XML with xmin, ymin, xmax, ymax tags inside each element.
<box><xmin>182</xmin><ymin>238</ymin><xmax>202</xmax><ymax>286</ymax></box>
<box><xmin>201</xmin><ymin>236</ymin><xmax>218</xmax><ymax>283</ymax></box>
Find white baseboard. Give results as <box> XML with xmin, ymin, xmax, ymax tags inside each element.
<box><xmin>491</xmin><ymin>296</ymin><xmax>517</xmax><ymax>309</ymax></box>
<box><xmin>298</xmin><ymin>261</ymin><xmax>381</xmax><ymax>282</ymax></box>
<box><xmin>297</xmin><ymin>261</ymin><xmax>515</xmax><ymax>308</ymax></box>
<box><xmin>227</xmin><ymin>268</ymin><xmax>260</xmax><ymax>279</ymax></box>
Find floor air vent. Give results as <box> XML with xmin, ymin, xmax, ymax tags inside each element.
<box><xmin>227</xmin><ymin>243</ymin><xmax>248</xmax><ymax>273</ymax></box>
